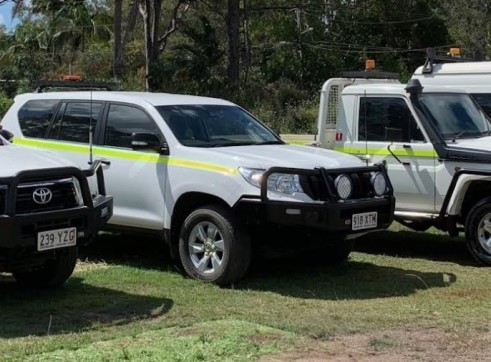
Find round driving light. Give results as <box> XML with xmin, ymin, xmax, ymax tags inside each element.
<box><xmin>371</xmin><ymin>172</ymin><xmax>387</xmax><ymax>196</ymax></box>
<box><xmin>334</xmin><ymin>174</ymin><xmax>353</xmax><ymax>199</ymax></box>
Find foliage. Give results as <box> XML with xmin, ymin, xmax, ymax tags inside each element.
<box><xmin>0</xmin><ymin>0</ymin><xmax>485</xmax><ymax>132</ymax></box>
<box><xmin>0</xmin><ymin>92</ymin><xmax>13</xmax><ymax>117</ymax></box>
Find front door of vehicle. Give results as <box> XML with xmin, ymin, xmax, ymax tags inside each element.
<box><xmin>352</xmin><ymin>96</ymin><xmax>437</xmax><ymax>213</ymax></box>
<box><xmin>95</xmin><ymin>103</ymin><xmax>167</xmax><ymax>230</ymax></box>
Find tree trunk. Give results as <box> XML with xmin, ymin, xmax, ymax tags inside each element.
<box><xmin>227</xmin><ymin>0</ymin><xmax>240</xmax><ymax>93</ymax></box>
<box><xmin>140</xmin><ymin>0</ymin><xmax>153</xmax><ymax>91</ymax></box>
<box><xmin>113</xmin><ymin>0</ymin><xmax>123</xmax><ymax>79</ymax></box>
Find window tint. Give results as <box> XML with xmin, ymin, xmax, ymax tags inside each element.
<box><xmin>359</xmin><ymin>97</ymin><xmax>425</xmax><ymax>143</ymax></box>
<box><xmin>49</xmin><ymin>102</ymin><xmax>102</xmax><ymax>143</ymax></box>
<box><xmin>472</xmin><ymin>93</ymin><xmax>491</xmax><ymax>118</ymax></box>
<box><xmin>18</xmin><ymin>100</ymin><xmax>59</xmax><ymax>138</ymax></box>
<box><xmin>104</xmin><ymin>104</ymin><xmax>159</xmax><ymax>148</ymax></box>
<box><xmin>157</xmin><ymin>105</ymin><xmax>280</xmax><ymax>147</ymax></box>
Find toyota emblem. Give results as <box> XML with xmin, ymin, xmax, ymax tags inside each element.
<box><xmin>33</xmin><ymin>187</ymin><xmax>53</xmax><ymax>205</ymax></box>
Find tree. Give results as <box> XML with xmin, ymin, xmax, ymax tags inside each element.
<box><xmin>138</xmin><ymin>0</ymin><xmax>196</xmax><ymax>91</ymax></box>
<box><xmin>227</xmin><ymin>0</ymin><xmax>240</xmax><ymax>92</ymax></box>
<box><xmin>438</xmin><ymin>0</ymin><xmax>491</xmax><ymax>59</ymax></box>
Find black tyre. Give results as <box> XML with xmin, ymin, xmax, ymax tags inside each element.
<box><xmin>12</xmin><ymin>246</ymin><xmax>78</xmax><ymax>288</ymax></box>
<box><xmin>465</xmin><ymin>200</ymin><xmax>491</xmax><ymax>265</ymax></box>
<box><xmin>178</xmin><ymin>204</ymin><xmax>251</xmax><ymax>285</ymax></box>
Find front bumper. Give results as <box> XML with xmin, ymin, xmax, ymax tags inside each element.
<box><xmin>0</xmin><ymin>161</ymin><xmax>113</xmax><ymax>272</ymax></box>
<box><xmin>0</xmin><ymin>195</ymin><xmax>113</xmax><ymax>249</ymax></box>
<box><xmin>234</xmin><ymin>165</ymin><xmax>395</xmax><ymax>234</ymax></box>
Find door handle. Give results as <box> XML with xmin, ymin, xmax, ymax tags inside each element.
<box><xmin>402</xmin><ymin>144</ymin><xmax>411</xmax><ymax>149</ymax></box>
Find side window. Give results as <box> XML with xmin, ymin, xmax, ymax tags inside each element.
<box><xmin>18</xmin><ymin>100</ymin><xmax>59</xmax><ymax>138</ymax></box>
<box><xmin>49</xmin><ymin>102</ymin><xmax>102</xmax><ymax>143</ymax></box>
<box><xmin>471</xmin><ymin>93</ymin><xmax>491</xmax><ymax>118</ymax></box>
<box><xmin>359</xmin><ymin>97</ymin><xmax>425</xmax><ymax>143</ymax></box>
<box><xmin>104</xmin><ymin>104</ymin><xmax>159</xmax><ymax>148</ymax></box>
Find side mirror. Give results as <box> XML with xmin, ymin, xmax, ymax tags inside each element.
<box><xmin>0</xmin><ymin>128</ymin><xmax>13</xmax><ymax>141</ymax></box>
<box><xmin>131</xmin><ymin>133</ymin><xmax>169</xmax><ymax>155</ymax></box>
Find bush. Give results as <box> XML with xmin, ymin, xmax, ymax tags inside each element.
<box><xmin>0</xmin><ymin>93</ymin><xmax>13</xmax><ymax>118</ymax></box>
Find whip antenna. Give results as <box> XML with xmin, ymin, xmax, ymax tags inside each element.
<box><xmin>364</xmin><ymin>90</ymin><xmax>369</xmax><ymax>166</ymax></box>
<box><xmin>89</xmin><ymin>88</ymin><xmax>93</xmax><ymax>164</ymax></box>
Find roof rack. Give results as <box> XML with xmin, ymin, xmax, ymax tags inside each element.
<box><xmin>422</xmin><ymin>47</ymin><xmax>475</xmax><ymax>74</ymax></box>
<box><xmin>35</xmin><ymin>80</ymin><xmax>118</xmax><ymax>93</ymax></box>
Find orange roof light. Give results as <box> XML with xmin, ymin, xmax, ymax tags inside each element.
<box><xmin>449</xmin><ymin>48</ymin><xmax>461</xmax><ymax>57</ymax></box>
<box><xmin>63</xmin><ymin>75</ymin><xmax>82</xmax><ymax>81</ymax></box>
<box><xmin>365</xmin><ymin>59</ymin><xmax>375</xmax><ymax>71</ymax></box>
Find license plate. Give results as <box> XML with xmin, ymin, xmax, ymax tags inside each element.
<box><xmin>37</xmin><ymin>227</ymin><xmax>77</xmax><ymax>251</ymax></box>
<box><xmin>352</xmin><ymin>212</ymin><xmax>378</xmax><ymax>231</ymax></box>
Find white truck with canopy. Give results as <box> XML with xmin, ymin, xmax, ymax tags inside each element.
<box><xmin>315</xmin><ymin>63</ymin><xmax>491</xmax><ymax>265</ymax></box>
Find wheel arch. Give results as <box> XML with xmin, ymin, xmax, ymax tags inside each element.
<box><xmin>168</xmin><ymin>192</ymin><xmax>231</xmax><ymax>259</ymax></box>
<box><xmin>443</xmin><ymin>172</ymin><xmax>491</xmax><ymax>220</ymax></box>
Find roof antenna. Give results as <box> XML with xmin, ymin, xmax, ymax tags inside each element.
<box><xmin>89</xmin><ymin>88</ymin><xmax>94</xmax><ymax>165</ymax></box>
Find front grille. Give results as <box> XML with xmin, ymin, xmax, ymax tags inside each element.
<box><xmin>20</xmin><ymin>216</ymin><xmax>85</xmax><ymax>240</ymax></box>
<box><xmin>300</xmin><ymin>169</ymin><xmax>383</xmax><ymax>202</ymax></box>
<box><xmin>15</xmin><ymin>178</ymin><xmax>79</xmax><ymax>214</ymax></box>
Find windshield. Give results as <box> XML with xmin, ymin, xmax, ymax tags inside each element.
<box><xmin>156</xmin><ymin>105</ymin><xmax>283</xmax><ymax>147</ymax></box>
<box><xmin>418</xmin><ymin>93</ymin><xmax>491</xmax><ymax>140</ymax></box>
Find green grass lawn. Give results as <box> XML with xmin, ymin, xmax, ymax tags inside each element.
<box><xmin>1</xmin><ymin>225</ymin><xmax>490</xmax><ymax>361</ymax></box>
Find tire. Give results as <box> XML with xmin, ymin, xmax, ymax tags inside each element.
<box><xmin>12</xmin><ymin>246</ymin><xmax>78</xmax><ymax>288</ymax></box>
<box><xmin>178</xmin><ymin>204</ymin><xmax>251</xmax><ymax>285</ymax></box>
<box><xmin>465</xmin><ymin>200</ymin><xmax>491</xmax><ymax>265</ymax></box>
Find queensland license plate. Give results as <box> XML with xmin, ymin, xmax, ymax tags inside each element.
<box><xmin>37</xmin><ymin>227</ymin><xmax>77</xmax><ymax>251</ymax></box>
<box><xmin>352</xmin><ymin>212</ymin><xmax>378</xmax><ymax>231</ymax></box>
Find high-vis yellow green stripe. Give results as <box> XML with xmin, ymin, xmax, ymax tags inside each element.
<box><xmin>283</xmin><ymin>138</ymin><xmax>435</xmax><ymax>158</ymax></box>
<box><xmin>13</xmin><ymin>137</ymin><xmax>238</xmax><ymax>176</ymax></box>
<box><xmin>334</xmin><ymin>145</ymin><xmax>436</xmax><ymax>158</ymax></box>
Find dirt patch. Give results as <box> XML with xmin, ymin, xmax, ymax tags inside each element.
<box><xmin>262</xmin><ymin>327</ymin><xmax>491</xmax><ymax>362</ymax></box>
<box><xmin>75</xmin><ymin>258</ymin><xmax>109</xmax><ymax>272</ymax></box>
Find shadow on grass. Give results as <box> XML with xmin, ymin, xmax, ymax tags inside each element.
<box><xmin>242</xmin><ymin>256</ymin><xmax>457</xmax><ymax>300</ymax></box>
<box><xmin>80</xmin><ymin>231</ymin><xmax>459</xmax><ymax>301</ymax></box>
<box><xmin>354</xmin><ymin>229</ymin><xmax>479</xmax><ymax>267</ymax></box>
<box><xmin>0</xmin><ymin>276</ymin><xmax>172</xmax><ymax>338</ymax></box>
<box><xmin>79</xmin><ymin>232</ymin><xmax>177</xmax><ymax>272</ymax></box>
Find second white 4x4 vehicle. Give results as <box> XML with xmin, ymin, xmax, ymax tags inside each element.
<box><xmin>1</xmin><ymin>86</ymin><xmax>395</xmax><ymax>285</ymax></box>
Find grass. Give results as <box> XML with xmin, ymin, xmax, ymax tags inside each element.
<box><xmin>0</xmin><ymin>224</ymin><xmax>490</xmax><ymax>360</ymax></box>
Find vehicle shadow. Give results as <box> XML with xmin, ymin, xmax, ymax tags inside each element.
<box><xmin>0</xmin><ymin>276</ymin><xmax>172</xmax><ymax>338</ymax></box>
<box><xmin>354</xmin><ymin>228</ymin><xmax>480</xmax><ymax>267</ymax></box>
<box><xmin>79</xmin><ymin>232</ymin><xmax>178</xmax><ymax>272</ymax></box>
<box><xmin>242</xmin><ymin>254</ymin><xmax>457</xmax><ymax>300</ymax></box>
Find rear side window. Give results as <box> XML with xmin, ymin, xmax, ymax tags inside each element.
<box><xmin>18</xmin><ymin>100</ymin><xmax>59</xmax><ymax>138</ymax></box>
<box><xmin>48</xmin><ymin>102</ymin><xmax>102</xmax><ymax>143</ymax></box>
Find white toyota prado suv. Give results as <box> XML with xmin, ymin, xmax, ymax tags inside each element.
<box><xmin>1</xmin><ymin>86</ymin><xmax>395</xmax><ymax>285</ymax></box>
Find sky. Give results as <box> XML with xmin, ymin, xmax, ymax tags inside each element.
<box><xmin>0</xmin><ymin>2</ymin><xmax>19</xmax><ymax>31</ymax></box>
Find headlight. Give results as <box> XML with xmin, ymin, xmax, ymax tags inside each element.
<box><xmin>239</xmin><ymin>167</ymin><xmax>264</xmax><ymax>188</ymax></box>
<box><xmin>334</xmin><ymin>174</ymin><xmax>353</xmax><ymax>199</ymax></box>
<box><xmin>371</xmin><ymin>172</ymin><xmax>387</xmax><ymax>196</ymax></box>
<box><xmin>267</xmin><ymin>173</ymin><xmax>304</xmax><ymax>195</ymax></box>
<box><xmin>239</xmin><ymin>167</ymin><xmax>304</xmax><ymax>195</ymax></box>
